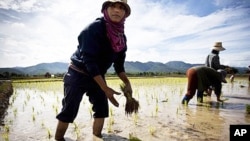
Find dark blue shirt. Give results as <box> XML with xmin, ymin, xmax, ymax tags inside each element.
<box><xmin>70</xmin><ymin>17</ymin><xmax>127</xmax><ymax>77</ymax></box>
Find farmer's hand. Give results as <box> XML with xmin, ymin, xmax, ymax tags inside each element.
<box><xmin>93</xmin><ymin>75</ymin><xmax>121</xmax><ymax>107</ymax></box>
<box><xmin>103</xmin><ymin>86</ymin><xmax>121</xmax><ymax>107</ymax></box>
<box><xmin>124</xmin><ymin>83</ymin><xmax>133</xmax><ymax>96</ymax></box>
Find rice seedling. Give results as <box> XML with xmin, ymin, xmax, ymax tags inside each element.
<box><xmin>41</xmin><ymin>121</ymin><xmax>45</xmax><ymax>128</ymax></box>
<box><xmin>73</xmin><ymin>122</ymin><xmax>81</xmax><ymax>139</ymax></box>
<box><xmin>26</xmin><ymin>94</ymin><xmax>30</xmax><ymax>101</ymax></box>
<box><xmin>1</xmin><ymin>133</ymin><xmax>9</xmax><ymax>141</ymax></box>
<box><xmin>107</xmin><ymin>117</ymin><xmax>114</xmax><ymax>133</ymax></box>
<box><xmin>129</xmin><ymin>133</ymin><xmax>142</xmax><ymax>141</ymax></box>
<box><xmin>89</xmin><ymin>105</ymin><xmax>93</xmax><ymax>119</ymax></box>
<box><xmin>120</xmin><ymin>83</ymin><xmax>140</xmax><ymax>115</ymax></box>
<box><xmin>148</xmin><ymin>125</ymin><xmax>156</xmax><ymax>136</ymax></box>
<box><xmin>133</xmin><ymin>113</ymin><xmax>139</xmax><ymax>125</ymax></box>
<box><xmin>246</xmin><ymin>104</ymin><xmax>250</xmax><ymax>114</ymax></box>
<box><xmin>4</xmin><ymin>76</ymin><xmax>248</xmax><ymax>140</ymax></box>
<box><xmin>53</xmin><ymin>104</ymin><xmax>59</xmax><ymax>115</ymax></box>
<box><xmin>32</xmin><ymin>114</ymin><xmax>36</xmax><ymax>122</ymax></box>
<box><xmin>4</xmin><ymin>125</ymin><xmax>10</xmax><ymax>133</ymax></box>
<box><xmin>46</xmin><ymin>128</ymin><xmax>52</xmax><ymax>139</ymax></box>
<box><xmin>155</xmin><ymin>103</ymin><xmax>159</xmax><ymax>117</ymax></box>
<box><xmin>13</xmin><ymin>108</ymin><xmax>18</xmax><ymax>118</ymax></box>
<box><xmin>110</xmin><ymin>107</ymin><xmax>113</xmax><ymax>117</ymax></box>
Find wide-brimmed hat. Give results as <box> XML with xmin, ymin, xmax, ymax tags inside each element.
<box><xmin>211</xmin><ymin>42</ymin><xmax>225</xmax><ymax>51</ymax></box>
<box><xmin>101</xmin><ymin>0</ymin><xmax>131</xmax><ymax>17</ymax></box>
<box><xmin>217</xmin><ymin>69</ymin><xmax>227</xmax><ymax>83</ymax></box>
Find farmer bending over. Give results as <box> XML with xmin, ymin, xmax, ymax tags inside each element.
<box><xmin>181</xmin><ymin>66</ymin><xmax>227</xmax><ymax>105</ymax></box>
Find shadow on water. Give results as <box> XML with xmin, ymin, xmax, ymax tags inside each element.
<box><xmin>64</xmin><ymin>137</ymin><xmax>75</xmax><ymax>141</ymax></box>
<box><xmin>194</xmin><ymin>101</ymin><xmax>247</xmax><ymax>110</ymax></box>
<box><xmin>102</xmin><ymin>133</ymin><xmax>128</xmax><ymax>141</ymax></box>
<box><xmin>223</xmin><ymin>95</ymin><xmax>250</xmax><ymax>100</ymax></box>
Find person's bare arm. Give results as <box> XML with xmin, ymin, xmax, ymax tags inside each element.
<box><xmin>118</xmin><ymin>72</ymin><xmax>132</xmax><ymax>95</ymax></box>
<box><xmin>93</xmin><ymin>75</ymin><xmax>120</xmax><ymax>107</ymax></box>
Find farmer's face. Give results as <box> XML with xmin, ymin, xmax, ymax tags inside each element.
<box><xmin>107</xmin><ymin>3</ymin><xmax>126</xmax><ymax>23</ymax></box>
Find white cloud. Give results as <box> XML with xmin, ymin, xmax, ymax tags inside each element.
<box><xmin>0</xmin><ymin>0</ymin><xmax>249</xmax><ymax>68</ymax></box>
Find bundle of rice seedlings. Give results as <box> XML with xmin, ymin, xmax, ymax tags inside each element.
<box><xmin>120</xmin><ymin>83</ymin><xmax>139</xmax><ymax>115</ymax></box>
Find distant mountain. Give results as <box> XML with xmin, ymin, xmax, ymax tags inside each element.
<box><xmin>0</xmin><ymin>62</ymin><xmax>68</xmax><ymax>75</ymax></box>
<box><xmin>0</xmin><ymin>61</ymin><xmax>248</xmax><ymax>75</ymax></box>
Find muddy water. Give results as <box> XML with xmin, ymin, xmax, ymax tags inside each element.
<box><xmin>0</xmin><ymin>77</ymin><xmax>249</xmax><ymax>141</ymax></box>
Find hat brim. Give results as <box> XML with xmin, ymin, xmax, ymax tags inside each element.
<box><xmin>211</xmin><ymin>46</ymin><xmax>225</xmax><ymax>51</ymax></box>
<box><xmin>101</xmin><ymin>1</ymin><xmax>131</xmax><ymax>17</ymax></box>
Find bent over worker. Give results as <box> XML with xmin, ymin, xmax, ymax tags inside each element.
<box><xmin>181</xmin><ymin>66</ymin><xmax>227</xmax><ymax>104</ymax></box>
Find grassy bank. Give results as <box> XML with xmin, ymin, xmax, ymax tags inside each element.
<box><xmin>0</xmin><ymin>81</ymin><xmax>13</xmax><ymax>125</ymax></box>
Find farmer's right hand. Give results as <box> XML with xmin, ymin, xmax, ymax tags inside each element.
<box><xmin>103</xmin><ymin>87</ymin><xmax>121</xmax><ymax>107</ymax></box>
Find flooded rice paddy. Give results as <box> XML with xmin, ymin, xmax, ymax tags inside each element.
<box><xmin>0</xmin><ymin>77</ymin><xmax>249</xmax><ymax>141</ymax></box>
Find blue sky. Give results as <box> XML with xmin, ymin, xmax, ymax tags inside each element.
<box><xmin>0</xmin><ymin>0</ymin><xmax>249</xmax><ymax>68</ymax></box>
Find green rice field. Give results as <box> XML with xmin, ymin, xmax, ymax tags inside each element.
<box><xmin>0</xmin><ymin>77</ymin><xmax>249</xmax><ymax>141</ymax></box>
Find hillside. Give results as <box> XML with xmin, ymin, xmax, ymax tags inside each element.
<box><xmin>0</xmin><ymin>61</ymin><xmax>248</xmax><ymax>75</ymax></box>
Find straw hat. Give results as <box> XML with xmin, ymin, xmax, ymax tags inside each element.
<box><xmin>217</xmin><ymin>69</ymin><xmax>227</xmax><ymax>83</ymax></box>
<box><xmin>101</xmin><ymin>0</ymin><xmax>131</xmax><ymax>17</ymax></box>
<box><xmin>211</xmin><ymin>42</ymin><xmax>225</xmax><ymax>51</ymax></box>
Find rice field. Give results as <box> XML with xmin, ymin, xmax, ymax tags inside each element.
<box><xmin>0</xmin><ymin>77</ymin><xmax>249</xmax><ymax>141</ymax></box>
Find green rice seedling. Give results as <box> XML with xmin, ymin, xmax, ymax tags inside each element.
<box><xmin>41</xmin><ymin>121</ymin><xmax>45</xmax><ymax>128</ymax></box>
<box><xmin>73</xmin><ymin>122</ymin><xmax>78</xmax><ymax>131</ymax></box>
<box><xmin>107</xmin><ymin>117</ymin><xmax>113</xmax><ymax>133</ymax></box>
<box><xmin>73</xmin><ymin>122</ymin><xmax>80</xmax><ymax>138</ymax></box>
<box><xmin>13</xmin><ymin>108</ymin><xmax>18</xmax><ymax>118</ymax></box>
<box><xmin>246</xmin><ymin>104</ymin><xmax>250</xmax><ymax>114</ymax></box>
<box><xmin>129</xmin><ymin>133</ymin><xmax>142</xmax><ymax>141</ymax></box>
<box><xmin>110</xmin><ymin>107</ymin><xmax>113</xmax><ymax>117</ymax></box>
<box><xmin>53</xmin><ymin>104</ymin><xmax>59</xmax><ymax>115</ymax></box>
<box><xmin>4</xmin><ymin>125</ymin><xmax>10</xmax><ymax>133</ymax></box>
<box><xmin>55</xmin><ymin>107</ymin><xmax>58</xmax><ymax>115</ymax></box>
<box><xmin>133</xmin><ymin>113</ymin><xmax>139</xmax><ymax>125</ymax></box>
<box><xmin>39</xmin><ymin>95</ymin><xmax>45</xmax><ymax>103</ymax></box>
<box><xmin>46</xmin><ymin>128</ymin><xmax>52</xmax><ymax>139</ymax></box>
<box><xmin>148</xmin><ymin>125</ymin><xmax>156</xmax><ymax>136</ymax></box>
<box><xmin>179</xmin><ymin>88</ymin><xmax>184</xmax><ymax>96</ymax></box>
<box><xmin>154</xmin><ymin>103</ymin><xmax>159</xmax><ymax>117</ymax></box>
<box><xmin>32</xmin><ymin>114</ymin><xmax>36</xmax><ymax>122</ymax></box>
<box><xmin>26</xmin><ymin>93</ymin><xmax>30</xmax><ymax>101</ymax></box>
<box><xmin>8</xmin><ymin>119</ymin><xmax>13</xmax><ymax>125</ymax></box>
<box><xmin>2</xmin><ymin>133</ymin><xmax>9</xmax><ymax>141</ymax></box>
<box><xmin>146</xmin><ymin>94</ymin><xmax>150</xmax><ymax>105</ymax></box>
<box><xmin>110</xmin><ymin>116</ymin><xmax>115</xmax><ymax>125</ymax></box>
<box><xmin>89</xmin><ymin>106</ymin><xmax>93</xmax><ymax>119</ymax></box>
<box><xmin>56</xmin><ymin>95</ymin><xmax>60</xmax><ymax>103</ymax></box>
<box><xmin>24</xmin><ymin>100</ymin><xmax>27</xmax><ymax>106</ymax></box>
<box><xmin>120</xmin><ymin>83</ymin><xmax>140</xmax><ymax>115</ymax></box>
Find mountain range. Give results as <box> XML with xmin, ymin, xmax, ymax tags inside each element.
<box><xmin>0</xmin><ymin>61</ymin><xmax>248</xmax><ymax>75</ymax></box>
